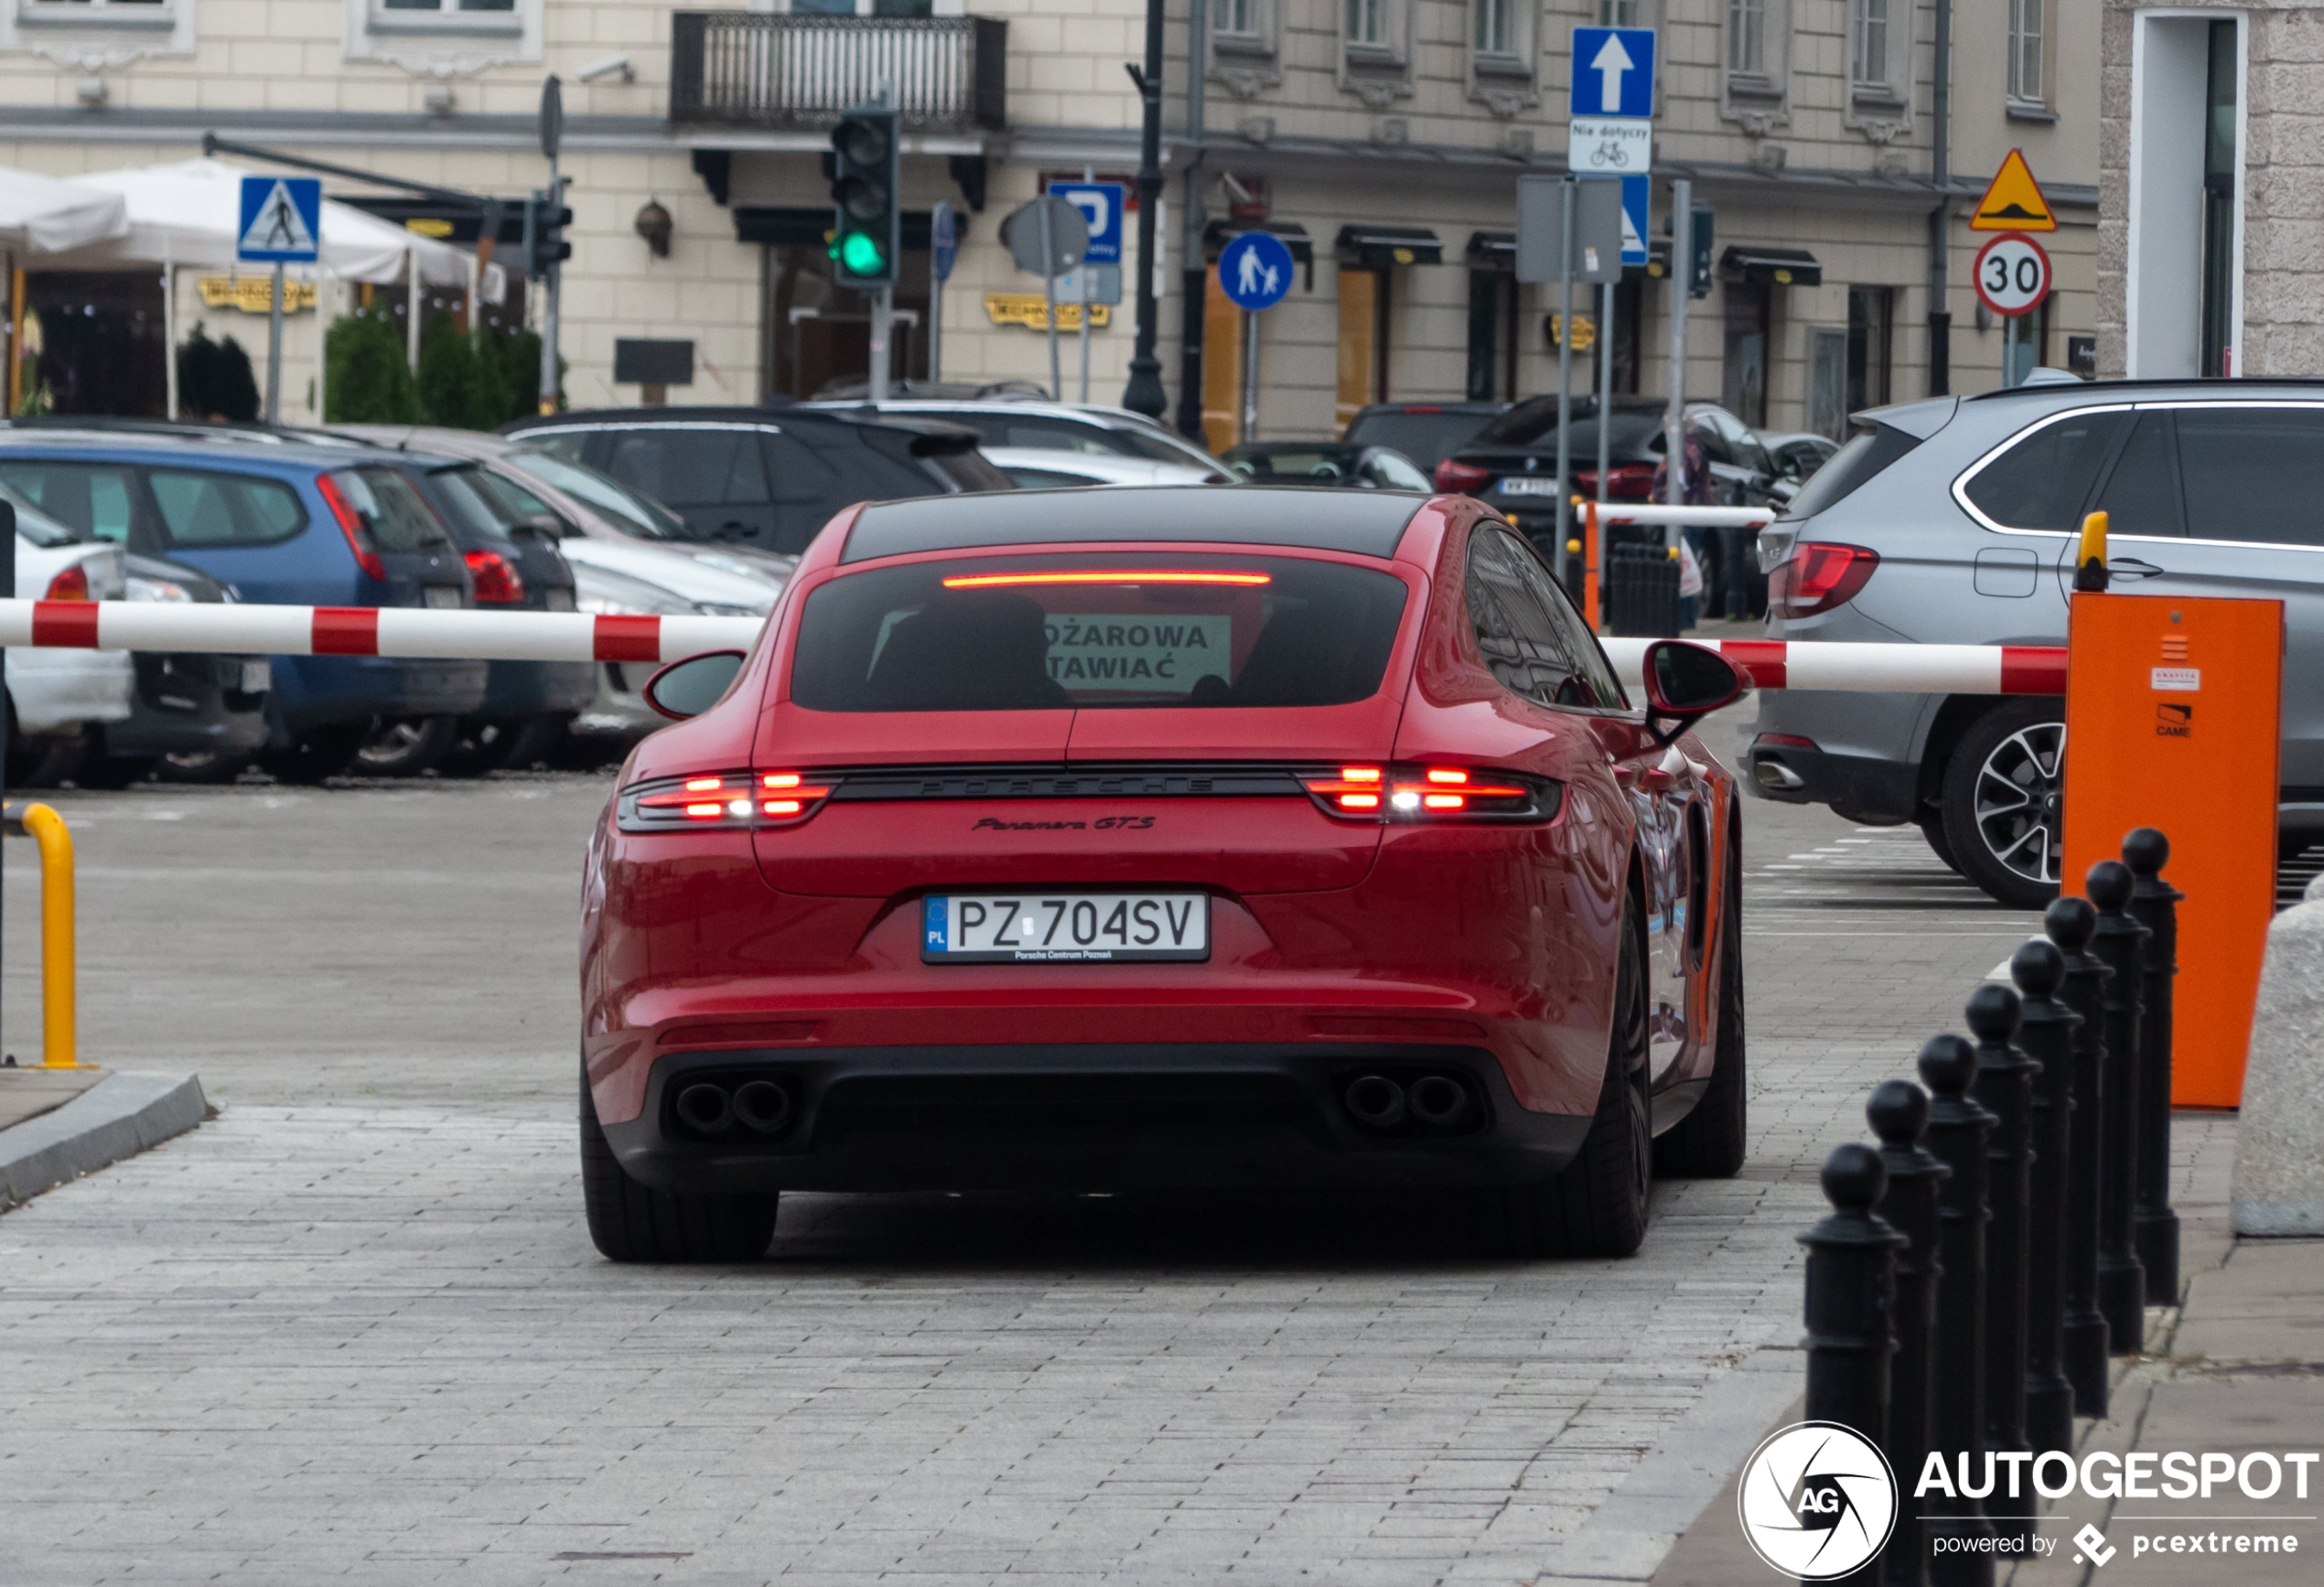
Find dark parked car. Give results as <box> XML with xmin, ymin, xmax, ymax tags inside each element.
<box><xmin>1340</xmin><ymin>401</ymin><xmax>1505</xmax><ymax>471</ymax></box>
<box><xmin>85</xmin><ymin>552</ymin><xmax>273</xmax><ymax>786</ymax></box>
<box><xmin>0</xmin><ymin>434</ymin><xmax>483</xmax><ymax>782</ymax></box>
<box><xmin>1221</xmin><ymin>442</ymin><xmax>1433</xmax><ymax>490</ymax></box>
<box><xmin>500</xmin><ymin>407</ymin><xmax>1010</xmax><ymax>556</ymax></box>
<box><xmin>1433</xmin><ymin>397</ymin><xmax>1786</xmax><ymax>544</ymax></box>
<box><xmin>390</xmin><ymin>456</ymin><xmax>597</xmax><ymax>775</ymax></box>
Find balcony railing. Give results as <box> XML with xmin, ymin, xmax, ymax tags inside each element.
<box><xmin>671</xmin><ymin>14</ymin><xmax>1007</xmax><ymax>134</ymax></box>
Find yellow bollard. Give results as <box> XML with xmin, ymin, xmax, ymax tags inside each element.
<box><xmin>18</xmin><ymin>803</ymin><xmax>79</xmax><ymax>1068</ymax></box>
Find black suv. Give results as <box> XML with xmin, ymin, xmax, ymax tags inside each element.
<box><xmin>500</xmin><ymin>407</ymin><xmax>1009</xmax><ymax>556</ymax></box>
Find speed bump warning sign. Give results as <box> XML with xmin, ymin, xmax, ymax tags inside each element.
<box><xmin>1971</xmin><ymin>148</ymin><xmax>2057</xmax><ymax>232</ymax></box>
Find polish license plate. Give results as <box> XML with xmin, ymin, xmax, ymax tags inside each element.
<box><xmin>239</xmin><ymin>659</ymin><xmax>271</xmax><ymax>693</ymax></box>
<box><xmin>922</xmin><ymin>893</ymin><xmax>1210</xmax><ymax>963</ymax></box>
<box><xmin>1497</xmin><ymin>477</ymin><xmax>1558</xmax><ymax>496</ymax></box>
<box><xmin>544</xmin><ymin>587</ymin><xmax>577</xmax><ymax>612</ymax></box>
<box><xmin>423</xmin><ymin>586</ymin><xmax>463</xmax><ymax>609</ymax></box>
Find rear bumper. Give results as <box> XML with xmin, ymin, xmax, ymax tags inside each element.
<box><xmin>478</xmin><ymin>659</ymin><xmax>598</xmax><ymax>720</ymax></box>
<box><xmin>1743</xmin><ymin>738</ymin><xmax>1921</xmax><ymax>821</ymax></box>
<box><xmin>271</xmin><ymin>655</ymin><xmax>490</xmax><ymax>733</ymax></box>
<box><xmin>599</xmin><ymin>1041</ymin><xmax>1594</xmax><ymax>1195</ymax></box>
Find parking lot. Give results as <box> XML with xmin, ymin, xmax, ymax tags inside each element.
<box><xmin>0</xmin><ymin>751</ymin><xmax>2060</xmax><ymax>1585</ymax></box>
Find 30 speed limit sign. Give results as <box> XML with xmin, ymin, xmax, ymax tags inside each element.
<box><xmin>1974</xmin><ymin>231</ymin><xmax>2050</xmax><ymax>317</ymax></box>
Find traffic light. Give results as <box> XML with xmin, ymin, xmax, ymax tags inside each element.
<box><xmin>530</xmin><ymin>186</ymin><xmax>573</xmax><ymax>278</ymax></box>
<box><xmin>828</xmin><ymin>103</ymin><xmax>899</xmax><ymax>287</ymax></box>
<box><xmin>1687</xmin><ymin>202</ymin><xmax>1714</xmax><ymax>299</ymax></box>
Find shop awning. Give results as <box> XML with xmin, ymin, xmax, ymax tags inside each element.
<box><xmin>1202</xmin><ymin>219</ymin><xmax>1313</xmax><ymax>266</ymax></box>
<box><xmin>1720</xmin><ymin>245</ymin><xmax>1822</xmax><ymax>286</ymax></box>
<box><xmin>0</xmin><ymin>166</ymin><xmax>128</xmax><ymax>255</ymax></box>
<box><xmin>1466</xmin><ymin>231</ymin><xmax>1514</xmax><ymax>269</ymax></box>
<box><xmin>1335</xmin><ymin>225</ymin><xmax>1442</xmax><ymax>269</ymax></box>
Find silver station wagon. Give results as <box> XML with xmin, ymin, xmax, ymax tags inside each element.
<box><xmin>1746</xmin><ymin>379</ymin><xmax>2324</xmax><ymax>907</ymax></box>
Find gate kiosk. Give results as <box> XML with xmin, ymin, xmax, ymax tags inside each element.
<box><xmin>2061</xmin><ymin>515</ymin><xmax>2284</xmax><ymax>1107</ymax></box>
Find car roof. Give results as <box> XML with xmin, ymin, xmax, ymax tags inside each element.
<box><xmin>1350</xmin><ymin>401</ymin><xmax>1504</xmax><ymax>415</ymax></box>
<box><xmin>0</xmin><ymin>425</ymin><xmax>378</xmax><ymax>468</ymax></box>
<box><xmin>842</xmin><ymin>485</ymin><xmax>1429</xmax><ymax>564</ymax></box>
<box><xmin>1959</xmin><ymin>376</ymin><xmax>2324</xmax><ymax>403</ymax></box>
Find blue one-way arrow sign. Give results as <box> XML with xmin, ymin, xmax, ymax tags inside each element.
<box><xmin>1570</xmin><ymin>27</ymin><xmax>1655</xmax><ymax>120</ymax></box>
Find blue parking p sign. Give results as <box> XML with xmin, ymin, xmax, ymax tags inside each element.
<box><xmin>237</xmin><ymin>176</ymin><xmax>322</xmax><ymax>263</ymax></box>
<box><xmin>1049</xmin><ymin>181</ymin><xmax>1125</xmax><ymax>267</ymax></box>
<box><xmin>1569</xmin><ymin>27</ymin><xmax>1656</xmax><ymax>120</ymax></box>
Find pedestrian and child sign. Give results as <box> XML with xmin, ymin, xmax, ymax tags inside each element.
<box><xmin>237</xmin><ymin>176</ymin><xmax>321</xmax><ymax>263</ymax></box>
<box><xmin>1217</xmin><ymin>231</ymin><xmax>1292</xmax><ymax>313</ymax></box>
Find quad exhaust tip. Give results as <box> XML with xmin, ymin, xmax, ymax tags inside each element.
<box><xmin>1341</xmin><ymin>1071</ymin><xmax>1477</xmax><ymax>1135</ymax></box>
<box><xmin>673</xmin><ymin>1078</ymin><xmax>796</xmax><ymax>1140</ymax></box>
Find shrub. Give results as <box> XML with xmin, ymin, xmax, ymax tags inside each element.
<box><xmin>177</xmin><ymin>324</ymin><xmax>260</xmax><ymax>423</ymax></box>
<box><xmin>322</xmin><ymin>311</ymin><xmax>421</xmax><ymax>424</ymax></box>
<box><xmin>415</xmin><ymin>310</ymin><xmax>514</xmax><ymax>431</ymax></box>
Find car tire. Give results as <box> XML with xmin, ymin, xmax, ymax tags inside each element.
<box><xmin>350</xmin><ymin>715</ymin><xmax>457</xmax><ymax>778</ymax></box>
<box><xmin>7</xmin><ymin>736</ymin><xmax>86</xmax><ymax>789</ymax></box>
<box><xmin>1653</xmin><ymin>843</ymin><xmax>1748</xmax><ymax>1179</ymax></box>
<box><xmin>579</xmin><ymin>1061</ymin><xmax>778</xmax><ymax>1263</ymax></box>
<box><xmin>155</xmin><ymin>749</ymin><xmax>255</xmax><ymax>785</ymax></box>
<box><xmin>1479</xmin><ymin>901</ymin><xmax>1652</xmax><ymax>1259</ymax></box>
<box><xmin>76</xmin><ymin>755</ymin><xmax>156</xmax><ymax>790</ymax></box>
<box><xmin>260</xmin><ymin>724</ymin><xmax>367</xmax><ymax>785</ymax></box>
<box><xmin>1917</xmin><ymin>811</ymin><xmax>1963</xmax><ymax>875</ymax></box>
<box><xmin>1940</xmin><ymin>698</ymin><xmax>2066</xmax><ymax>910</ymax></box>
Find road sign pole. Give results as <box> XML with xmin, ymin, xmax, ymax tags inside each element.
<box><xmin>1078</xmin><ymin>166</ymin><xmax>1094</xmax><ymax>405</ymax></box>
<box><xmin>929</xmin><ymin>264</ymin><xmax>944</xmax><ymax>385</ymax></box>
<box><xmin>1597</xmin><ymin>278</ymin><xmax>1614</xmax><ymax>500</ymax></box>
<box><xmin>1555</xmin><ymin>177</ymin><xmax>1576</xmax><ymax>579</ymax></box>
<box><xmin>1039</xmin><ymin>199</ymin><xmax>1060</xmax><ymax>401</ymax></box>
<box><xmin>1665</xmin><ymin>178</ymin><xmax>1691</xmax><ymax>550</ymax></box>
<box><xmin>2002</xmin><ymin>314</ymin><xmax>2015</xmax><ymax>389</ymax></box>
<box><xmin>265</xmin><ymin>260</ymin><xmax>285</xmax><ymax>425</ymax></box>
<box><xmin>540</xmin><ymin>170</ymin><xmax>561</xmax><ymax>414</ymax></box>
<box><xmin>870</xmin><ymin>284</ymin><xmax>893</xmax><ymax>403</ymax></box>
<box><xmin>1241</xmin><ymin>306</ymin><xmax>1259</xmax><ymax>445</ymax></box>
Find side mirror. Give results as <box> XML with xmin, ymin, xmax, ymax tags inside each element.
<box><xmin>641</xmin><ymin>649</ymin><xmax>747</xmax><ymax>721</ymax></box>
<box><xmin>1640</xmin><ymin>639</ymin><xmax>1748</xmax><ymax>745</ymax></box>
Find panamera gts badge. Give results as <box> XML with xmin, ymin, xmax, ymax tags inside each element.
<box><xmin>972</xmin><ymin>816</ymin><xmax>1157</xmax><ymax>831</ymax></box>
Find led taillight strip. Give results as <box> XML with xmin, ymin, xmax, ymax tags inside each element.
<box><xmin>619</xmin><ymin>772</ymin><xmax>834</xmax><ymax>832</ymax></box>
<box><xmin>939</xmin><ymin>570</ymin><xmax>1272</xmax><ymax>589</ymax></box>
<box><xmin>1299</xmin><ymin>766</ymin><xmax>1554</xmax><ymax>822</ymax></box>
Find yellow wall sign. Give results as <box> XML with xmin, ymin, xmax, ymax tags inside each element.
<box><xmin>198</xmin><ymin>277</ymin><xmax>318</xmax><ymax>313</ymax></box>
<box><xmin>985</xmin><ymin>294</ymin><xmax>1110</xmax><ymax>331</ymax></box>
<box><xmin>1971</xmin><ymin>148</ymin><xmax>2058</xmax><ymax>232</ymax></box>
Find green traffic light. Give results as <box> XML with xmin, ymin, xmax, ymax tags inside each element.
<box><xmin>839</xmin><ymin>231</ymin><xmax>887</xmax><ymax>276</ymax></box>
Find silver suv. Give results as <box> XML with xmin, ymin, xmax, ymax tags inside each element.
<box><xmin>1747</xmin><ymin>379</ymin><xmax>2324</xmax><ymax>907</ymax></box>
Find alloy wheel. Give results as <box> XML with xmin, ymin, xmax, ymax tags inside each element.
<box><xmin>1970</xmin><ymin>721</ymin><xmax>2066</xmax><ymax>888</ymax></box>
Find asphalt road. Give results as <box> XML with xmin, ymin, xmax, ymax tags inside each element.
<box><xmin>0</xmin><ymin>743</ymin><xmax>2050</xmax><ymax>1586</ymax></box>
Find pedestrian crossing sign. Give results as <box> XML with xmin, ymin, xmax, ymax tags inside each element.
<box><xmin>238</xmin><ymin>176</ymin><xmax>322</xmax><ymax>263</ymax></box>
<box><xmin>1970</xmin><ymin>149</ymin><xmax>2056</xmax><ymax>233</ymax></box>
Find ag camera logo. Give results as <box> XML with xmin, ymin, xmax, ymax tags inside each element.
<box><xmin>1738</xmin><ymin>1421</ymin><xmax>1899</xmax><ymax>1580</ymax></box>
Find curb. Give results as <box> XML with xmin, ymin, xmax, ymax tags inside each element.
<box><xmin>0</xmin><ymin>1070</ymin><xmax>208</xmax><ymax>1209</ymax></box>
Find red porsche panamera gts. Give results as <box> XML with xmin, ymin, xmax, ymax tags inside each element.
<box><xmin>578</xmin><ymin>488</ymin><xmax>1749</xmax><ymax>1262</ymax></box>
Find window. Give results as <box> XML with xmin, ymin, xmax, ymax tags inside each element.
<box><xmin>1474</xmin><ymin>0</ymin><xmax>1512</xmax><ymax>58</ymax></box>
<box><xmin>1961</xmin><ymin>409</ymin><xmax>2132</xmax><ymax>531</ymax></box>
<box><xmin>791</xmin><ymin>554</ymin><xmax>1410</xmax><ymax>713</ymax></box>
<box><xmin>759</xmin><ymin>430</ymin><xmax>841</xmax><ymax>506</ymax></box>
<box><xmin>602</xmin><ymin>429</ymin><xmax>770</xmax><ymax>510</ymax></box>
<box><xmin>347</xmin><ymin>0</ymin><xmax>540</xmax><ymax>72</ymax></box>
<box><xmin>1466</xmin><ymin>528</ymin><xmax>1625</xmax><ymax>711</ymax></box>
<box><xmin>2008</xmin><ymin>0</ymin><xmax>2045</xmax><ymax>104</ymax></box>
<box><xmin>1727</xmin><ymin>0</ymin><xmax>1764</xmax><ymax>74</ymax></box>
<box><xmin>18</xmin><ymin>0</ymin><xmax>170</xmax><ymax>14</ymax></box>
<box><xmin>503</xmin><ymin>450</ymin><xmax>685</xmax><ymax>540</ymax></box>
<box><xmin>147</xmin><ymin>468</ymin><xmax>308</xmax><ymax>548</ymax></box>
<box><xmin>1851</xmin><ymin>0</ymin><xmax>1892</xmax><ymax>93</ymax></box>
<box><xmin>1347</xmin><ymin>0</ymin><xmax>1387</xmax><ymax>49</ymax></box>
<box><xmin>0</xmin><ymin>462</ymin><xmax>141</xmax><ymax>542</ymax></box>
<box><xmin>1846</xmin><ymin>286</ymin><xmax>1893</xmax><ymax>413</ymax></box>
<box><xmin>1599</xmin><ymin>0</ymin><xmax>1642</xmax><ymax>22</ymax></box>
<box><xmin>1213</xmin><ymin>0</ymin><xmax>1258</xmax><ymax>38</ymax></box>
<box><xmin>327</xmin><ymin>468</ymin><xmax>449</xmax><ymax>553</ymax></box>
<box><xmin>2087</xmin><ymin>412</ymin><xmax>2183</xmax><ymax>541</ymax></box>
<box><xmin>2174</xmin><ymin>407</ymin><xmax>2324</xmax><ymax>547</ymax></box>
<box><xmin>372</xmin><ymin>0</ymin><xmax>516</xmax><ymax>21</ymax></box>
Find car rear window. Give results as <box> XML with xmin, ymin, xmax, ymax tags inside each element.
<box><xmin>0</xmin><ymin>460</ymin><xmax>140</xmax><ymax>542</ymax></box>
<box><xmin>843</xmin><ymin>488</ymin><xmax>1424</xmax><ymax>562</ymax></box>
<box><xmin>790</xmin><ymin>554</ymin><xmax>1410</xmax><ymax>713</ymax></box>
<box><xmin>604</xmin><ymin>427</ymin><xmax>769</xmax><ymax>509</ymax></box>
<box><xmin>145</xmin><ymin>467</ymin><xmax>307</xmax><ymax>547</ymax></box>
<box><xmin>332</xmin><ymin>466</ymin><xmax>453</xmax><ymax>552</ymax></box>
<box><xmin>1342</xmin><ymin>409</ymin><xmax>1495</xmax><ymax>468</ymax></box>
<box><xmin>1783</xmin><ymin>423</ymin><xmax>1927</xmax><ymax>520</ymax></box>
<box><xmin>505</xmin><ymin>450</ymin><xmax>682</xmax><ymax>539</ymax></box>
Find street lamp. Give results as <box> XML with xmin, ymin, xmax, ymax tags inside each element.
<box><xmin>1119</xmin><ymin>0</ymin><xmax>1168</xmax><ymax>419</ymax></box>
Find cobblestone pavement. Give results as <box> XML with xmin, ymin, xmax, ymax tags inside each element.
<box><xmin>0</xmin><ymin>764</ymin><xmax>2049</xmax><ymax>1586</ymax></box>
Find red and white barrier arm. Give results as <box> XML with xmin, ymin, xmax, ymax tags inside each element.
<box><xmin>1598</xmin><ymin>637</ymin><xmax>2068</xmax><ymax>696</ymax></box>
<box><xmin>0</xmin><ymin>599</ymin><xmax>765</xmax><ymax>665</ymax></box>
<box><xmin>0</xmin><ymin>600</ymin><xmax>2071</xmax><ymax>695</ymax></box>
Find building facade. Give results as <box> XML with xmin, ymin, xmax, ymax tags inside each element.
<box><xmin>1</xmin><ymin>1</ymin><xmax>2097</xmax><ymax>438</ymax></box>
<box><xmin>2097</xmin><ymin>1</ymin><xmax>2321</xmax><ymax>380</ymax></box>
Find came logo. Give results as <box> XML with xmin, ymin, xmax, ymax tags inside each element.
<box><xmin>1738</xmin><ymin>1421</ymin><xmax>1899</xmax><ymax>1581</ymax></box>
<box><xmin>2074</xmin><ymin>1522</ymin><xmax>2117</xmax><ymax>1567</ymax></box>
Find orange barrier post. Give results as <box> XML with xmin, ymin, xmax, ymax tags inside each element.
<box><xmin>2061</xmin><ymin>584</ymin><xmax>2282</xmax><ymax>1107</ymax></box>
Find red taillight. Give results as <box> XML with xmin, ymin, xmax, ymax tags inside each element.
<box><xmin>316</xmin><ymin>472</ymin><xmax>389</xmax><ymax>583</ymax></box>
<box><xmin>1299</xmin><ymin>765</ymin><xmax>1554</xmax><ymax>823</ymax></box>
<box><xmin>941</xmin><ymin>570</ymin><xmax>1270</xmax><ymax>589</ymax></box>
<box><xmin>464</xmin><ymin>548</ymin><xmax>526</xmax><ymax>605</ymax></box>
<box><xmin>1755</xmin><ymin>733</ymin><xmax>1821</xmax><ymax>750</ymax></box>
<box><xmin>42</xmin><ymin>563</ymin><xmax>91</xmax><ymax>601</ymax></box>
<box><xmin>1770</xmin><ymin>542</ymin><xmax>1879</xmax><ymax>617</ymax></box>
<box><xmin>617</xmin><ymin>771</ymin><xmax>837</xmax><ymax>833</ymax></box>
<box><xmin>1608</xmin><ymin>463</ymin><xmax>1658</xmax><ymax>499</ymax></box>
<box><xmin>1433</xmin><ymin>458</ymin><xmax>1492</xmax><ymax>495</ymax></box>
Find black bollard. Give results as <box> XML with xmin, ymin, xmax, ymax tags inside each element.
<box><xmin>1873</xmin><ymin>1080</ymin><xmax>1948</xmax><ymax>1587</ymax></box>
<box><xmin>1919</xmin><ymin>1034</ymin><xmax>1996</xmax><ymax>1584</ymax></box>
<box><xmin>1801</xmin><ymin>1141</ymin><xmax>1905</xmax><ymax>1587</ymax></box>
<box><xmin>1966</xmin><ymin>983</ymin><xmax>2037</xmax><ymax>1549</ymax></box>
<box><xmin>2010</xmin><ymin>940</ymin><xmax>2078</xmax><ymax>1461</ymax></box>
<box><xmin>2088</xmin><ymin>860</ymin><xmax>2149</xmax><ymax>1355</ymax></box>
<box><xmin>2047</xmin><ymin>895</ymin><xmax>2112</xmax><ymax>1416</ymax></box>
<box><xmin>2123</xmin><ymin>829</ymin><xmax>2183</xmax><ymax>1307</ymax></box>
